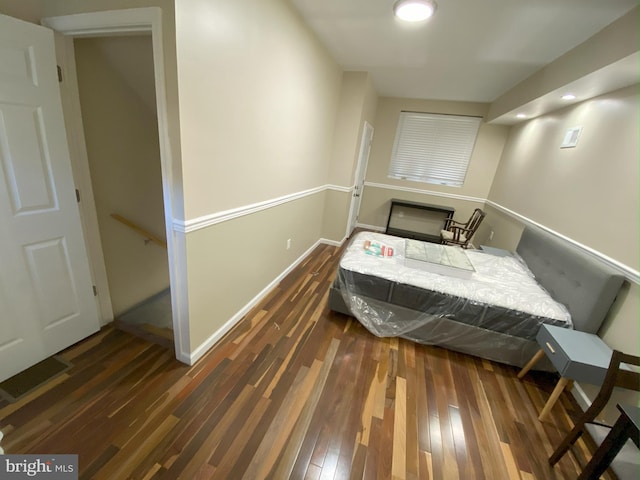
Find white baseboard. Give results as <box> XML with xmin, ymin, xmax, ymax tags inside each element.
<box><xmin>188</xmin><ymin>237</ymin><xmax>337</xmax><ymax>365</ymax></box>
<box><xmin>321</xmin><ymin>237</ymin><xmax>343</xmax><ymax>247</ymax></box>
<box><xmin>570</xmin><ymin>382</ymin><xmax>592</xmax><ymax>412</ymax></box>
<box><xmin>356</xmin><ymin>223</ymin><xmax>385</xmax><ymax>232</ymax></box>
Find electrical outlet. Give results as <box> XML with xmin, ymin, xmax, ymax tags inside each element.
<box><xmin>287</xmin><ymin>238</ymin><xmax>291</xmax><ymax>250</ymax></box>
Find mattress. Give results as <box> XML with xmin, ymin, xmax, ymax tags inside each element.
<box><xmin>334</xmin><ymin>231</ymin><xmax>572</xmax><ymax>344</ymax></box>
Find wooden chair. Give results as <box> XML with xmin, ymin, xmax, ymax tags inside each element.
<box><xmin>440</xmin><ymin>208</ymin><xmax>485</xmax><ymax>248</ymax></box>
<box><xmin>549</xmin><ymin>350</ymin><xmax>640</xmax><ymax>479</ymax></box>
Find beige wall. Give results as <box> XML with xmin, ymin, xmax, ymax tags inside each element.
<box><xmin>360</xmin><ymin>97</ymin><xmax>509</xmax><ymax>232</ymax></box>
<box><xmin>186</xmin><ymin>192</ymin><xmax>325</xmax><ymax>348</ymax></box>
<box><xmin>487</xmin><ymin>85</ymin><xmax>639</xmax><ymax>358</ymax></box>
<box><xmin>323</xmin><ymin>71</ymin><xmax>379</xmax><ymax>242</ymax></box>
<box><xmin>174</xmin><ymin>0</ymin><xmax>344</xmax><ymax>349</ymax></box>
<box><xmin>75</xmin><ymin>36</ymin><xmax>169</xmax><ymax>316</ymax></box>
<box><xmin>322</xmin><ymin>189</ymin><xmax>350</xmax><ymax>242</ymax></box>
<box><xmin>361</xmin><ymin>75</ymin><xmax>379</xmax><ymax>143</ymax></box>
<box><xmin>488</xmin><ymin>85</ymin><xmax>639</xmax><ymax>269</ymax></box>
<box><xmin>175</xmin><ymin>0</ymin><xmax>341</xmax><ymax>219</ymax></box>
<box><xmin>328</xmin><ymin>72</ymin><xmax>378</xmax><ymax>186</ymax></box>
<box><xmin>0</xmin><ymin>0</ymin><xmax>42</xmax><ymax>22</ymax></box>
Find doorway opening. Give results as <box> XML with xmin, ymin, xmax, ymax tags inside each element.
<box><xmin>44</xmin><ymin>8</ymin><xmax>190</xmax><ymax>362</ymax></box>
<box><xmin>72</xmin><ymin>34</ymin><xmax>173</xmax><ymax>348</ymax></box>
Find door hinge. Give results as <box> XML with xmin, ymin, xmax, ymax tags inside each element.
<box><xmin>93</xmin><ymin>285</ymin><xmax>98</xmax><ymax>296</ymax></box>
<box><xmin>75</xmin><ymin>189</ymin><xmax>80</xmax><ymax>203</ymax></box>
<box><xmin>57</xmin><ymin>65</ymin><xmax>63</xmax><ymax>82</ymax></box>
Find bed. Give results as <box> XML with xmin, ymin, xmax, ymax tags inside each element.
<box><xmin>328</xmin><ymin>227</ymin><xmax>624</xmax><ymax>368</ymax></box>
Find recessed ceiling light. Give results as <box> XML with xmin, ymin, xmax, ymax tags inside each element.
<box><xmin>516</xmin><ymin>113</ymin><xmax>527</xmax><ymax>119</ymax></box>
<box><xmin>561</xmin><ymin>93</ymin><xmax>577</xmax><ymax>100</ymax></box>
<box><xmin>393</xmin><ymin>0</ymin><xmax>437</xmax><ymax>22</ymax></box>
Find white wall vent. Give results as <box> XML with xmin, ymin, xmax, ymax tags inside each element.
<box><xmin>560</xmin><ymin>126</ymin><xmax>582</xmax><ymax>148</ymax></box>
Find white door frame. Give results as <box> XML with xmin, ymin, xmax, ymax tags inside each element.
<box><xmin>42</xmin><ymin>8</ymin><xmax>191</xmax><ymax>364</ymax></box>
<box><xmin>51</xmin><ymin>31</ymin><xmax>114</xmax><ymax>327</ymax></box>
<box><xmin>345</xmin><ymin>121</ymin><xmax>374</xmax><ymax>237</ymax></box>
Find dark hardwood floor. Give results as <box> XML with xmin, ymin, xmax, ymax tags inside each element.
<box><xmin>0</xmin><ymin>240</ymin><xmax>609</xmax><ymax>479</ymax></box>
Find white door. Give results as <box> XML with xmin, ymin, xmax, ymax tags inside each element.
<box><xmin>346</xmin><ymin>121</ymin><xmax>374</xmax><ymax>236</ymax></box>
<box><xmin>0</xmin><ymin>14</ymin><xmax>99</xmax><ymax>382</ymax></box>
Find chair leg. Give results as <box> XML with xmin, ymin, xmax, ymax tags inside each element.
<box><xmin>577</xmin><ymin>412</ymin><xmax>636</xmax><ymax>480</ymax></box>
<box><xmin>550</xmin><ymin>396</ymin><xmax>609</xmax><ymax>466</ymax></box>
<box><xmin>549</xmin><ymin>424</ymin><xmax>585</xmax><ymax>465</ymax></box>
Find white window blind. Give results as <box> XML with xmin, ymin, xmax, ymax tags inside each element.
<box><xmin>388</xmin><ymin>112</ymin><xmax>481</xmax><ymax>187</ymax></box>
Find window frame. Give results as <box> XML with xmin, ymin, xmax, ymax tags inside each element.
<box><xmin>387</xmin><ymin>111</ymin><xmax>482</xmax><ymax>188</ymax></box>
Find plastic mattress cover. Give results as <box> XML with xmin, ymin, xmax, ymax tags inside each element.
<box><xmin>337</xmin><ymin>231</ymin><xmax>572</xmax><ymax>341</ymax></box>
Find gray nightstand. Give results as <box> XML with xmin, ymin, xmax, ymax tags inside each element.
<box><xmin>517</xmin><ymin>324</ymin><xmax>613</xmax><ymax>421</ymax></box>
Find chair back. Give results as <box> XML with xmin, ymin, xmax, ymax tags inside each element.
<box><xmin>467</xmin><ymin>208</ymin><xmax>486</xmax><ymax>235</ymax></box>
<box><xmin>441</xmin><ymin>208</ymin><xmax>486</xmax><ymax>248</ymax></box>
<box><xmin>549</xmin><ymin>349</ymin><xmax>640</xmax><ymax>470</ymax></box>
<box><xmin>588</xmin><ymin>350</ymin><xmax>640</xmax><ymax>418</ymax></box>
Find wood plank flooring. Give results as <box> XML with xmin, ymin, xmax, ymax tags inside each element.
<box><xmin>0</xmin><ymin>240</ymin><xmax>610</xmax><ymax>479</ymax></box>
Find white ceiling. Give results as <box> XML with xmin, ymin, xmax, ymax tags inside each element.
<box><xmin>290</xmin><ymin>0</ymin><xmax>638</xmax><ymax>104</ymax></box>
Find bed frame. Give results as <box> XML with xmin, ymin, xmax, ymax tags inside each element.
<box><xmin>329</xmin><ymin>226</ymin><xmax>625</xmax><ymax>368</ymax></box>
<box><xmin>515</xmin><ymin>227</ymin><xmax>624</xmax><ymax>334</ymax></box>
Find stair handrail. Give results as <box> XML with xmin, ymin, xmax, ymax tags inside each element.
<box><xmin>110</xmin><ymin>213</ymin><xmax>167</xmax><ymax>249</ymax></box>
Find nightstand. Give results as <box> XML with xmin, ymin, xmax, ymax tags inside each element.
<box><xmin>517</xmin><ymin>324</ymin><xmax>613</xmax><ymax>421</ymax></box>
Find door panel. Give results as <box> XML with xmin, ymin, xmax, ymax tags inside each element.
<box><xmin>0</xmin><ymin>14</ymin><xmax>100</xmax><ymax>382</ymax></box>
<box><xmin>0</xmin><ymin>269</ymin><xmax>43</xmax><ymax>376</ymax></box>
<box><xmin>24</xmin><ymin>237</ymin><xmax>80</xmax><ymax>328</ymax></box>
<box><xmin>0</xmin><ymin>43</ymin><xmax>38</xmax><ymax>86</ymax></box>
<box><xmin>0</xmin><ymin>105</ymin><xmax>58</xmax><ymax>213</ymax></box>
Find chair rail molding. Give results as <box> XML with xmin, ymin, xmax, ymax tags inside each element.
<box><xmin>486</xmin><ymin>200</ymin><xmax>640</xmax><ymax>285</ymax></box>
<box><xmin>364</xmin><ymin>182</ymin><xmax>486</xmax><ymax>204</ymax></box>
<box><xmin>358</xmin><ymin>183</ymin><xmax>638</xmax><ymax>284</ymax></box>
<box><xmin>174</xmin><ymin>184</ymin><xmax>349</xmax><ymax>234</ymax></box>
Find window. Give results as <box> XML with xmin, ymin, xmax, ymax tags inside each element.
<box><xmin>388</xmin><ymin>111</ymin><xmax>482</xmax><ymax>187</ymax></box>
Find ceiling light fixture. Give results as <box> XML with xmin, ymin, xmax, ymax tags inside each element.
<box><xmin>393</xmin><ymin>0</ymin><xmax>437</xmax><ymax>22</ymax></box>
<box><xmin>561</xmin><ymin>93</ymin><xmax>577</xmax><ymax>100</ymax></box>
<box><xmin>516</xmin><ymin>113</ymin><xmax>527</xmax><ymax>119</ymax></box>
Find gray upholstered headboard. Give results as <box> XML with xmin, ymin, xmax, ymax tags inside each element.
<box><xmin>516</xmin><ymin>226</ymin><xmax>624</xmax><ymax>334</ymax></box>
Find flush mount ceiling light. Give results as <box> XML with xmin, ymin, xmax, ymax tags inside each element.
<box><xmin>393</xmin><ymin>0</ymin><xmax>437</xmax><ymax>22</ymax></box>
<box><xmin>516</xmin><ymin>113</ymin><xmax>527</xmax><ymax>119</ymax></box>
<box><xmin>561</xmin><ymin>93</ymin><xmax>577</xmax><ymax>100</ymax></box>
